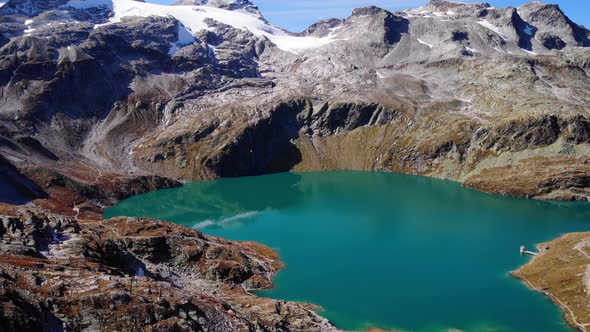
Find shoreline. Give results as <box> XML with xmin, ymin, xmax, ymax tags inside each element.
<box><xmin>108</xmin><ymin>171</ymin><xmax>590</xmax><ymax>332</ymax></box>
<box><xmin>0</xmin><ymin>208</ymin><xmax>339</xmax><ymax>331</ymax></box>
<box><xmin>513</xmin><ymin>233</ymin><xmax>590</xmax><ymax>332</ymax></box>
<box><xmin>3</xmin><ymin>169</ymin><xmax>590</xmax><ymax>331</ymax></box>
<box><xmin>104</xmin><ymin>171</ymin><xmax>589</xmax><ymax>332</ymax></box>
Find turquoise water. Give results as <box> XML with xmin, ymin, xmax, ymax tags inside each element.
<box><xmin>105</xmin><ymin>171</ymin><xmax>590</xmax><ymax>331</ymax></box>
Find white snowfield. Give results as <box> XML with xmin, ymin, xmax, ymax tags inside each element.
<box><xmin>64</xmin><ymin>0</ymin><xmax>339</xmax><ymax>54</ymax></box>
<box><xmin>477</xmin><ymin>19</ymin><xmax>507</xmax><ymax>40</ymax></box>
<box><xmin>0</xmin><ymin>2</ymin><xmax>5</xmax><ymax>7</ymax></box>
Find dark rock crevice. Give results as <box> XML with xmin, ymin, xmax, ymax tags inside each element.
<box><xmin>203</xmin><ymin>99</ymin><xmax>406</xmax><ymax>178</ymax></box>
<box><xmin>206</xmin><ymin>100</ymin><xmax>307</xmax><ymax>177</ymax></box>
<box><xmin>0</xmin><ymin>154</ymin><xmax>47</xmax><ymax>205</ymax></box>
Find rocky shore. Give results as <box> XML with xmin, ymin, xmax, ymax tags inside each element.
<box><xmin>0</xmin><ymin>207</ymin><xmax>337</xmax><ymax>331</ymax></box>
<box><xmin>513</xmin><ymin>234</ymin><xmax>590</xmax><ymax>332</ymax></box>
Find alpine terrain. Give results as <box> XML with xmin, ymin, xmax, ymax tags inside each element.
<box><xmin>0</xmin><ymin>0</ymin><xmax>589</xmax><ymax>330</ymax></box>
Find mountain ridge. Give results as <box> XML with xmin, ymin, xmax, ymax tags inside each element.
<box><xmin>174</xmin><ymin>0</ymin><xmax>261</xmax><ymax>16</ymax></box>
<box><xmin>0</xmin><ymin>0</ymin><xmax>588</xmax><ymax>199</ymax></box>
<box><xmin>1</xmin><ymin>0</ymin><xmax>588</xmax><ymax>55</ymax></box>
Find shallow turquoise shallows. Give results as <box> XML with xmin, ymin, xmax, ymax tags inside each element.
<box><xmin>105</xmin><ymin>171</ymin><xmax>590</xmax><ymax>332</ymax></box>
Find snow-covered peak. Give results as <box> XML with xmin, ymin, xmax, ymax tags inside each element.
<box><xmin>1</xmin><ymin>0</ymin><xmax>70</xmax><ymax>15</ymax></box>
<box><xmin>175</xmin><ymin>0</ymin><xmax>260</xmax><ymax>17</ymax></box>
<box><xmin>406</xmin><ymin>0</ymin><xmax>490</xmax><ymax>18</ymax></box>
<box><xmin>64</xmin><ymin>0</ymin><xmax>340</xmax><ymax>54</ymax></box>
<box><xmin>425</xmin><ymin>0</ymin><xmax>490</xmax><ymax>10</ymax></box>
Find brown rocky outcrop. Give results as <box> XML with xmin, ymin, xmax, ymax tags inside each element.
<box><xmin>0</xmin><ymin>213</ymin><xmax>337</xmax><ymax>331</ymax></box>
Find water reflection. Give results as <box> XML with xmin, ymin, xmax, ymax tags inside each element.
<box><xmin>106</xmin><ymin>171</ymin><xmax>590</xmax><ymax>332</ymax></box>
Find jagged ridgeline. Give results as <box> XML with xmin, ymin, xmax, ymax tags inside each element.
<box><xmin>0</xmin><ymin>0</ymin><xmax>589</xmax><ymax>213</ymax></box>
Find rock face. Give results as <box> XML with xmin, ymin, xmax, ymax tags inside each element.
<box><xmin>0</xmin><ymin>0</ymin><xmax>587</xmax><ymax>203</ymax></box>
<box><xmin>0</xmin><ymin>0</ymin><xmax>590</xmax><ymax>200</ymax></box>
<box><xmin>0</xmin><ymin>0</ymin><xmax>589</xmax><ymax>330</ymax></box>
<box><xmin>517</xmin><ymin>2</ymin><xmax>590</xmax><ymax>49</ymax></box>
<box><xmin>0</xmin><ymin>154</ymin><xmax>47</xmax><ymax>205</ymax></box>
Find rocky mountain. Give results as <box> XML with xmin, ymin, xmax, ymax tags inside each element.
<box><xmin>174</xmin><ymin>0</ymin><xmax>262</xmax><ymax>16</ymax></box>
<box><xmin>0</xmin><ymin>0</ymin><xmax>589</xmax><ymax>330</ymax></box>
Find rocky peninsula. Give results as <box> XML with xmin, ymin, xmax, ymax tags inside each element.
<box><xmin>514</xmin><ymin>233</ymin><xmax>590</xmax><ymax>332</ymax></box>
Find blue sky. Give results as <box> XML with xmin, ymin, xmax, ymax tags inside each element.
<box><xmin>149</xmin><ymin>1</ymin><xmax>589</xmax><ymax>32</ymax></box>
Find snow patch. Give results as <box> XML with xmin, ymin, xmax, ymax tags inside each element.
<box><xmin>25</xmin><ymin>19</ymin><xmax>34</xmax><ymax>25</ymax></box>
<box><xmin>177</xmin><ymin>22</ymin><xmax>194</xmax><ymax>45</ymax></box>
<box><xmin>522</xmin><ymin>48</ymin><xmax>537</xmax><ymax>55</ymax></box>
<box><xmin>417</xmin><ymin>38</ymin><xmax>433</xmax><ymax>48</ymax></box>
<box><xmin>207</xmin><ymin>43</ymin><xmax>217</xmax><ymax>56</ymax></box>
<box><xmin>41</xmin><ymin>229</ymin><xmax>73</xmax><ymax>259</ymax></box>
<box><xmin>169</xmin><ymin>23</ymin><xmax>195</xmax><ymax>55</ymax></box>
<box><xmin>0</xmin><ymin>2</ymin><xmax>6</xmax><ymax>7</ymax></box>
<box><xmin>477</xmin><ymin>20</ymin><xmax>507</xmax><ymax>40</ymax></box>
<box><xmin>523</xmin><ymin>24</ymin><xmax>534</xmax><ymax>36</ymax></box>
<box><xmin>66</xmin><ymin>0</ymin><xmax>339</xmax><ymax>54</ymax></box>
<box><xmin>465</xmin><ymin>46</ymin><xmax>478</xmax><ymax>53</ymax></box>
